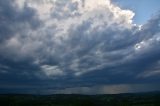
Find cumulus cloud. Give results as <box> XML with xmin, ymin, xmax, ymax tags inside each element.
<box><xmin>0</xmin><ymin>0</ymin><xmax>160</xmax><ymax>93</ymax></box>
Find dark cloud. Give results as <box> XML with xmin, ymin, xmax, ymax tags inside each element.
<box><xmin>0</xmin><ymin>0</ymin><xmax>41</xmax><ymax>43</ymax></box>
<box><xmin>0</xmin><ymin>0</ymin><xmax>160</xmax><ymax>94</ymax></box>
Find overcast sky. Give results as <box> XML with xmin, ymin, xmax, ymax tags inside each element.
<box><xmin>0</xmin><ymin>0</ymin><xmax>160</xmax><ymax>94</ymax></box>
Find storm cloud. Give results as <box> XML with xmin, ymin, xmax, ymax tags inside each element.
<box><xmin>0</xmin><ymin>0</ymin><xmax>160</xmax><ymax>94</ymax></box>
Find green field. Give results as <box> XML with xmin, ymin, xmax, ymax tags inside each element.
<box><xmin>0</xmin><ymin>92</ymin><xmax>160</xmax><ymax>106</ymax></box>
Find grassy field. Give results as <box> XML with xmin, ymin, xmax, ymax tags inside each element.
<box><xmin>0</xmin><ymin>92</ymin><xmax>160</xmax><ymax>106</ymax></box>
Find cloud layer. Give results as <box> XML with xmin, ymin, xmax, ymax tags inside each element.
<box><xmin>0</xmin><ymin>0</ymin><xmax>160</xmax><ymax>93</ymax></box>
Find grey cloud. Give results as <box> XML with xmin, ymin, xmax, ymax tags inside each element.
<box><xmin>51</xmin><ymin>0</ymin><xmax>80</xmax><ymax>20</ymax></box>
<box><xmin>53</xmin><ymin>84</ymin><xmax>160</xmax><ymax>94</ymax></box>
<box><xmin>0</xmin><ymin>0</ymin><xmax>160</xmax><ymax>93</ymax></box>
<box><xmin>0</xmin><ymin>0</ymin><xmax>41</xmax><ymax>42</ymax></box>
<box><xmin>19</xmin><ymin>84</ymin><xmax>160</xmax><ymax>94</ymax></box>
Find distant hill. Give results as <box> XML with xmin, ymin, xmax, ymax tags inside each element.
<box><xmin>0</xmin><ymin>92</ymin><xmax>160</xmax><ymax>106</ymax></box>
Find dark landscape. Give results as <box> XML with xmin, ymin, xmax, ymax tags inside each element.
<box><xmin>0</xmin><ymin>92</ymin><xmax>160</xmax><ymax>106</ymax></box>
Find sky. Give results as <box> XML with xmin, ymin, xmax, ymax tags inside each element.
<box><xmin>0</xmin><ymin>0</ymin><xmax>160</xmax><ymax>94</ymax></box>
<box><xmin>113</xmin><ymin>0</ymin><xmax>160</xmax><ymax>24</ymax></box>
